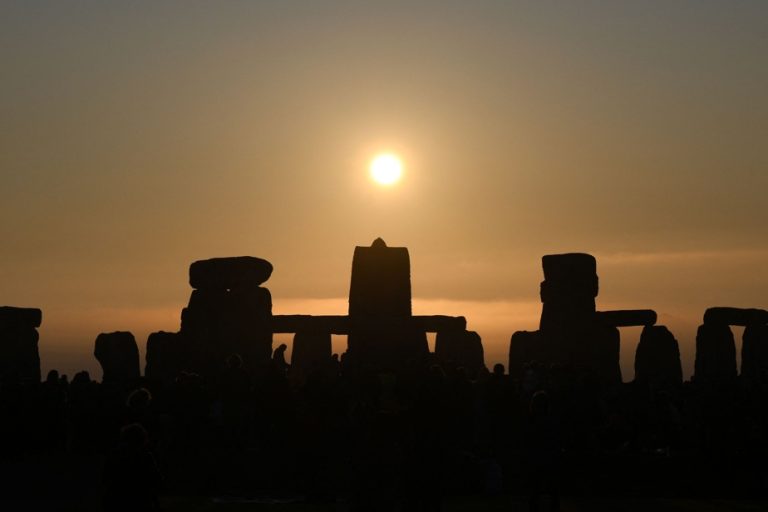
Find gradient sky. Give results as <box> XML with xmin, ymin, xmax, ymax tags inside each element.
<box><xmin>2</xmin><ymin>1</ymin><xmax>767</xmax><ymax>379</ymax></box>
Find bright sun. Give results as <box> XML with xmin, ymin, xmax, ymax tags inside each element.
<box><xmin>370</xmin><ymin>153</ymin><xmax>403</xmax><ymax>186</ymax></box>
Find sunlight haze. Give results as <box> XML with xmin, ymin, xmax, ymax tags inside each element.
<box><xmin>1</xmin><ymin>1</ymin><xmax>767</xmax><ymax>379</ymax></box>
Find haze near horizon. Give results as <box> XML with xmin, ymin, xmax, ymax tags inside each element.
<box><xmin>2</xmin><ymin>1</ymin><xmax>767</xmax><ymax>379</ymax></box>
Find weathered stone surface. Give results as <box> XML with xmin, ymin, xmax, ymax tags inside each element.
<box><xmin>634</xmin><ymin>325</ymin><xmax>682</xmax><ymax>388</ymax></box>
<box><xmin>189</xmin><ymin>256</ymin><xmax>273</xmax><ymax>290</ymax></box>
<box><xmin>0</xmin><ymin>327</ymin><xmax>40</xmax><ymax>383</ymax></box>
<box><xmin>94</xmin><ymin>331</ymin><xmax>140</xmax><ymax>384</ymax></box>
<box><xmin>291</xmin><ymin>330</ymin><xmax>332</xmax><ymax>372</ymax></box>
<box><xmin>694</xmin><ymin>323</ymin><xmax>737</xmax><ymax>386</ymax></box>
<box><xmin>597</xmin><ymin>310</ymin><xmax>657</xmax><ymax>327</ymax></box>
<box><xmin>349</xmin><ymin>238</ymin><xmax>411</xmax><ymax>317</ymax></box>
<box><xmin>741</xmin><ymin>323</ymin><xmax>768</xmax><ymax>386</ymax></box>
<box><xmin>0</xmin><ymin>306</ymin><xmax>42</xmax><ymax>329</ymax></box>
<box><xmin>703</xmin><ymin>307</ymin><xmax>768</xmax><ymax>327</ymax></box>
<box><xmin>145</xmin><ymin>331</ymin><xmax>184</xmax><ymax>382</ymax></box>
<box><xmin>435</xmin><ymin>330</ymin><xmax>485</xmax><ymax>374</ymax></box>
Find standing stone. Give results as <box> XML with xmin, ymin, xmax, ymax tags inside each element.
<box><xmin>539</xmin><ymin>253</ymin><xmax>598</xmax><ymax>333</ymax></box>
<box><xmin>508</xmin><ymin>330</ymin><xmax>541</xmax><ymax>378</ymax></box>
<box><xmin>533</xmin><ymin>254</ymin><xmax>620</xmax><ymax>386</ymax></box>
<box><xmin>348</xmin><ymin>317</ymin><xmax>429</xmax><ymax>371</ymax></box>
<box><xmin>0</xmin><ymin>307</ymin><xmax>42</xmax><ymax>383</ymax></box>
<box><xmin>541</xmin><ymin>253</ymin><xmax>598</xmax><ymax>284</ymax></box>
<box><xmin>94</xmin><ymin>332</ymin><xmax>140</xmax><ymax>385</ymax></box>
<box><xmin>291</xmin><ymin>330</ymin><xmax>333</xmax><ymax>373</ymax></box>
<box><xmin>634</xmin><ymin>325</ymin><xmax>682</xmax><ymax>389</ymax></box>
<box><xmin>585</xmin><ymin>325</ymin><xmax>622</xmax><ymax>386</ymax></box>
<box><xmin>347</xmin><ymin>239</ymin><xmax>429</xmax><ymax>371</ymax></box>
<box><xmin>145</xmin><ymin>331</ymin><xmax>184</xmax><ymax>383</ymax></box>
<box><xmin>435</xmin><ymin>330</ymin><xmax>485</xmax><ymax>375</ymax></box>
<box><xmin>741</xmin><ymin>323</ymin><xmax>768</xmax><ymax>387</ymax></box>
<box><xmin>182</xmin><ymin>257</ymin><xmax>274</xmax><ymax>372</ymax></box>
<box><xmin>349</xmin><ymin>238</ymin><xmax>411</xmax><ymax>317</ymax></box>
<box><xmin>698</xmin><ymin>306</ymin><xmax>768</xmax><ymax>388</ymax></box>
<box><xmin>694</xmin><ymin>323</ymin><xmax>737</xmax><ymax>386</ymax></box>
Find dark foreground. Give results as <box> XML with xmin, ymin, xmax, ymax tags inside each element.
<box><xmin>2</xmin><ymin>347</ymin><xmax>767</xmax><ymax>511</ymax></box>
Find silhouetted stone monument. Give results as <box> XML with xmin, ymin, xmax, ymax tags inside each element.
<box><xmin>0</xmin><ymin>306</ymin><xmax>42</xmax><ymax>383</ymax></box>
<box><xmin>348</xmin><ymin>317</ymin><xmax>429</xmax><ymax>371</ymax></box>
<box><xmin>634</xmin><ymin>325</ymin><xmax>682</xmax><ymax>389</ymax></box>
<box><xmin>509</xmin><ymin>253</ymin><xmax>628</xmax><ymax>386</ymax></box>
<box><xmin>508</xmin><ymin>330</ymin><xmax>541</xmax><ymax>378</ymax></box>
<box><xmin>349</xmin><ymin>237</ymin><xmax>411</xmax><ymax>317</ymax></box>
<box><xmin>698</xmin><ymin>307</ymin><xmax>768</xmax><ymax>387</ymax></box>
<box><xmin>435</xmin><ymin>330</ymin><xmax>485</xmax><ymax>375</ymax></box>
<box><xmin>181</xmin><ymin>256</ymin><xmax>274</xmax><ymax>371</ymax></box>
<box><xmin>346</xmin><ymin>239</ymin><xmax>429</xmax><ymax>370</ymax></box>
<box><xmin>189</xmin><ymin>256</ymin><xmax>273</xmax><ymax>290</ymax></box>
<box><xmin>145</xmin><ymin>331</ymin><xmax>184</xmax><ymax>383</ymax></box>
<box><xmin>694</xmin><ymin>321</ymin><xmax>737</xmax><ymax>386</ymax></box>
<box><xmin>539</xmin><ymin>253</ymin><xmax>598</xmax><ymax>332</ymax></box>
<box><xmin>94</xmin><ymin>331</ymin><xmax>140</xmax><ymax>384</ymax></box>
<box><xmin>742</xmin><ymin>323</ymin><xmax>768</xmax><ymax>387</ymax></box>
<box><xmin>142</xmin><ymin>246</ymin><xmax>472</xmax><ymax>379</ymax></box>
<box><xmin>703</xmin><ymin>307</ymin><xmax>768</xmax><ymax>327</ymax></box>
<box><xmin>0</xmin><ymin>306</ymin><xmax>42</xmax><ymax>329</ymax></box>
<box><xmin>291</xmin><ymin>330</ymin><xmax>332</xmax><ymax>373</ymax></box>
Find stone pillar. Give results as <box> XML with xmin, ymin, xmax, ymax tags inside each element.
<box><xmin>508</xmin><ymin>330</ymin><xmax>540</xmax><ymax>379</ymax></box>
<box><xmin>435</xmin><ymin>330</ymin><xmax>485</xmax><ymax>375</ymax></box>
<box><xmin>348</xmin><ymin>318</ymin><xmax>428</xmax><ymax>371</ymax></box>
<box><xmin>181</xmin><ymin>256</ymin><xmax>274</xmax><ymax>372</ymax></box>
<box><xmin>741</xmin><ymin>323</ymin><xmax>768</xmax><ymax>387</ymax></box>
<box><xmin>539</xmin><ymin>253</ymin><xmax>598</xmax><ymax>332</ymax></box>
<box><xmin>694</xmin><ymin>322</ymin><xmax>737</xmax><ymax>386</ymax></box>
<box><xmin>697</xmin><ymin>307</ymin><xmax>768</xmax><ymax>387</ymax></box>
<box><xmin>586</xmin><ymin>325</ymin><xmax>622</xmax><ymax>386</ymax></box>
<box><xmin>347</xmin><ymin>239</ymin><xmax>428</xmax><ymax>371</ymax></box>
<box><xmin>349</xmin><ymin>237</ymin><xmax>411</xmax><ymax>317</ymax></box>
<box><xmin>523</xmin><ymin>253</ymin><xmax>621</xmax><ymax>386</ymax></box>
<box><xmin>145</xmin><ymin>331</ymin><xmax>183</xmax><ymax>383</ymax></box>
<box><xmin>0</xmin><ymin>306</ymin><xmax>42</xmax><ymax>383</ymax></box>
<box><xmin>94</xmin><ymin>331</ymin><xmax>140</xmax><ymax>385</ymax></box>
<box><xmin>634</xmin><ymin>325</ymin><xmax>682</xmax><ymax>389</ymax></box>
<box><xmin>291</xmin><ymin>330</ymin><xmax>332</xmax><ymax>373</ymax></box>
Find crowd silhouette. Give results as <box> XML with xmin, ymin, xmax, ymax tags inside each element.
<box><xmin>3</xmin><ymin>343</ymin><xmax>768</xmax><ymax>510</ymax></box>
<box><xmin>1</xmin><ymin>242</ymin><xmax>767</xmax><ymax>510</ymax></box>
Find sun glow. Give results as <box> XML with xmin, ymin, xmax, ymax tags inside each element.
<box><xmin>370</xmin><ymin>153</ymin><xmax>403</xmax><ymax>186</ymax></box>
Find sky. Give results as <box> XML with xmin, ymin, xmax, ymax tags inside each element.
<box><xmin>1</xmin><ymin>1</ymin><xmax>767</xmax><ymax>380</ymax></box>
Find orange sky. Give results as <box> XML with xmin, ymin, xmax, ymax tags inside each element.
<box><xmin>2</xmin><ymin>2</ymin><xmax>767</xmax><ymax>379</ymax></box>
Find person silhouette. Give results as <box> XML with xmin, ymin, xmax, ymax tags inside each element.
<box><xmin>103</xmin><ymin>423</ymin><xmax>162</xmax><ymax>511</ymax></box>
<box><xmin>272</xmin><ymin>343</ymin><xmax>290</xmax><ymax>374</ymax></box>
